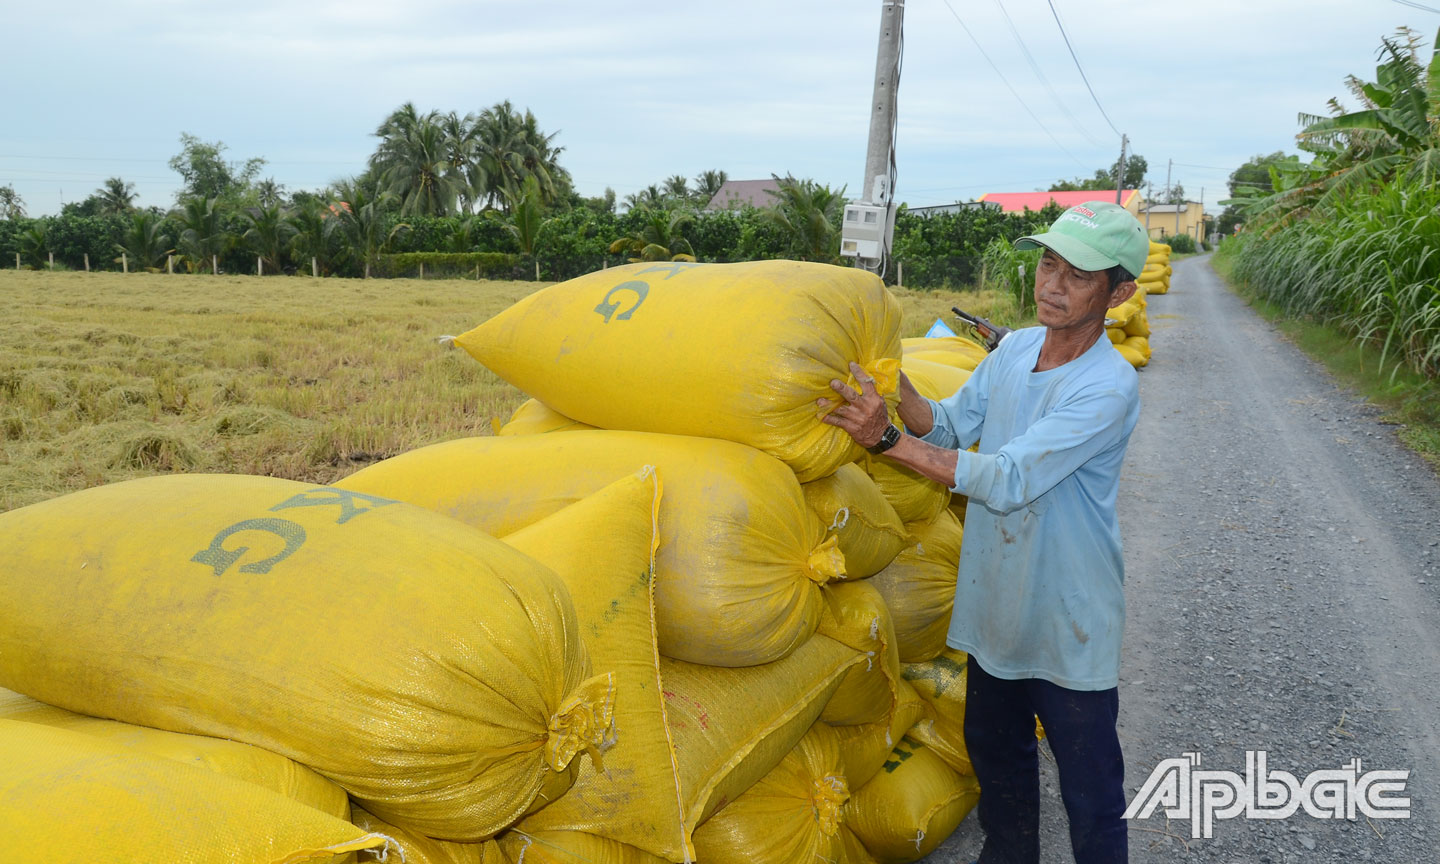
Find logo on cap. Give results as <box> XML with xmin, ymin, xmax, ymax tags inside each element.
<box><xmin>1072</xmin><ymin>205</ymin><xmax>1096</xmax><ymax>218</ymax></box>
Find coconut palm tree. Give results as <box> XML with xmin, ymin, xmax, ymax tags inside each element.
<box><xmin>440</xmin><ymin>110</ymin><xmax>484</xmax><ymax>213</ymax></box>
<box><xmin>494</xmin><ymin>175</ymin><xmax>552</xmax><ymax>279</ymax></box>
<box><xmin>693</xmin><ymin>169</ymin><xmax>728</xmax><ymax>205</ymax></box>
<box><xmin>96</xmin><ymin>177</ymin><xmax>136</xmax><ymax>216</ymax></box>
<box><xmin>609</xmin><ymin>209</ymin><xmax>696</xmax><ymax>262</ymax></box>
<box><xmin>763</xmin><ymin>174</ymin><xmax>847</xmax><ymax>263</ymax></box>
<box><xmin>174</xmin><ymin>196</ymin><xmax>227</xmax><ymax>273</ymax></box>
<box><xmin>662</xmin><ymin>175</ymin><xmax>690</xmax><ymax>201</ymax></box>
<box><xmin>254</xmin><ymin>178</ymin><xmax>286</xmax><ymax>208</ymax></box>
<box><xmin>17</xmin><ymin>223</ymin><xmax>49</xmax><ymax>268</ymax></box>
<box><xmin>473</xmin><ymin>100</ymin><xmax>569</xmax><ymax>211</ymax></box>
<box><xmin>371</xmin><ymin>103</ymin><xmax>466</xmax><ymax>217</ymax></box>
<box><xmin>331</xmin><ymin>179</ymin><xmax>406</xmax><ymax>278</ymax></box>
<box><xmin>623</xmin><ymin>185</ymin><xmax>664</xmax><ymax>212</ymax></box>
<box><xmin>0</xmin><ymin>183</ymin><xmax>25</xmax><ymax>219</ymax></box>
<box><xmin>114</xmin><ymin>210</ymin><xmax>173</xmax><ymax>271</ymax></box>
<box><xmin>288</xmin><ymin>199</ymin><xmax>339</xmax><ymax>275</ymax></box>
<box><xmin>243</xmin><ymin>201</ymin><xmax>295</xmax><ymax>274</ymax></box>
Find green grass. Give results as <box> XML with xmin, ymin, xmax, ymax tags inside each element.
<box><xmin>1213</xmin><ymin>253</ymin><xmax>1440</xmax><ymax>470</ymax></box>
<box><xmin>1</xmin><ymin>270</ymin><xmax>998</xmax><ymax>512</ymax></box>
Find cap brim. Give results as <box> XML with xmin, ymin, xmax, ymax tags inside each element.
<box><xmin>1015</xmin><ymin>232</ymin><xmax>1117</xmax><ymax>273</ymax></box>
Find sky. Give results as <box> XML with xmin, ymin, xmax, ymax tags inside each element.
<box><xmin>1</xmin><ymin>0</ymin><xmax>1434</xmax><ymax>217</ymax></box>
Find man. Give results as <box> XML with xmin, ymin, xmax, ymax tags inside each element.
<box><xmin>821</xmin><ymin>201</ymin><xmax>1147</xmax><ymax>864</ymax></box>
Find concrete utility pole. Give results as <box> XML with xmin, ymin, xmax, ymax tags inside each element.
<box><xmin>843</xmin><ymin>0</ymin><xmax>905</xmax><ymax>272</ymax></box>
<box><xmin>1115</xmin><ymin>134</ymin><xmax>1128</xmax><ymax>205</ymax></box>
<box><xmin>1145</xmin><ymin>182</ymin><xmax>1153</xmax><ymax>235</ymax></box>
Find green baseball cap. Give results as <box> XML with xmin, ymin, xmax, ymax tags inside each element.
<box><xmin>1015</xmin><ymin>201</ymin><xmax>1148</xmax><ymax>278</ymax></box>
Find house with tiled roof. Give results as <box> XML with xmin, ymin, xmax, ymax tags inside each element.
<box><xmin>977</xmin><ymin>189</ymin><xmax>1144</xmax><ymax>218</ymax></box>
<box><xmin>705</xmin><ymin>179</ymin><xmax>782</xmax><ymax>210</ymax></box>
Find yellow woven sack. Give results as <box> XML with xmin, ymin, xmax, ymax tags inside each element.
<box><xmin>454</xmin><ymin>260</ymin><xmax>903</xmax><ymax>482</ymax></box>
<box><xmin>338</xmin><ymin>432</ymin><xmax>837</xmax><ymax>667</ymax></box>
<box><xmin>1124</xmin><ymin>334</ymin><xmax>1151</xmax><ymax>355</ymax></box>
<box><xmin>802</xmin><ymin>463</ymin><xmax>907</xmax><ymax>579</ymax></box>
<box><xmin>691</xmin><ymin>723</ymin><xmax>851</xmax><ymax>864</ymax></box>
<box><xmin>859</xmin><ymin>357</ymin><xmax>969</xmax><ymax>528</ymax></box>
<box><xmin>0</xmin><ymin>474</ymin><xmax>608</xmax><ymax>842</ymax></box>
<box><xmin>839</xmin><ymin>824</ymin><xmax>881</xmax><ymax>864</ymax></box>
<box><xmin>1143</xmin><ymin>252</ymin><xmax>1169</xmax><ymax>267</ymax></box>
<box><xmin>844</xmin><ymin>737</ymin><xmax>980</xmax><ymax>864</ymax></box>
<box><xmin>0</xmin><ymin>688</ymin><xmax>347</xmax><ymax>818</ymax></box>
<box><xmin>833</xmin><ymin>679</ymin><xmax>928</xmax><ymax>792</ymax></box>
<box><xmin>901</xmin><ymin>356</ymin><xmax>972</xmax><ymax>402</ymax></box>
<box><xmin>861</xmin><ymin>454</ymin><xmax>950</xmax><ymax>526</ymax></box>
<box><xmin>868</xmin><ymin>510</ymin><xmax>964</xmax><ymax>662</ymax></box>
<box><xmin>504</xmin><ymin>471</ymin><xmax>689</xmax><ymax>863</ymax></box>
<box><xmin>1115</xmin><ymin>343</ymin><xmax>1148</xmax><ymax>368</ymax></box>
<box><xmin>351</xmin><ymin>806</ymin><xmax>508</xmax><ymax>864</ymax></box>
<box><xmin>1106</xmin><ymin>327</ymin><xmax>1125</xmax><ymax>345</ymax></box>
<box><xmin>497</xmin><ymin>398</ymin><xmax>597</xmax><ymax>436</ymax></box>
<box><xmin>1149</xmin><ymin>241</ymin><xmax>1171</xmax><ymax>254</ymax></box>
<box><xmin>0</xmin><ymin>720</ymin><xmax>393</xmax><ymax>864</ymax></box>
<box><xmin>817</xmin><ymin>581</ymin><xmax>902</xmax><ymax>726</ymax></box>
<box><xmin>900</xmin><ymin>648</ymin><xmax>971</xmax><ymax>776</ymax></box>
<box><xmin>1123</xmin><ymin>311</ymin><xmax>1150</xmax><ymax>338</ymax></box>
<box><xmin>496</xmin><ymin>830</ymin><xmax>666</xmax><ymax>864</ymax></box>
<box><xmin>900</xmin><ymin>336</ymin><xmax>988</xmax><ymax>371</ymax></box>
<box><xmin>662</xmin><ymin>635</ymin><xmax>864</xmax><ymax>849</ymax></box>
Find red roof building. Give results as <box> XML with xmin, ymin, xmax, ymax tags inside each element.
<box><xmin>977</xmin><ymin>190</ymin><xmax>1143</xmax><ymax>216</ymax></box>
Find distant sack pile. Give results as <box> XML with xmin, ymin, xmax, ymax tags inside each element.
<box><xmin>0</xmin><ymin>259</ymin><xmax>1048</xmax><ymax>864</ymax></box>
<box><xmin>1106</xmin><ymin>240</ymin><xmax>1172</xmax><ymax>369</ymax></box>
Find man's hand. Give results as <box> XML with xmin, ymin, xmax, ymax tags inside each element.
<box><xmin>819</xmin><ymin>362</ymin><xmax>893</xmax><ymax>448</ymax></box>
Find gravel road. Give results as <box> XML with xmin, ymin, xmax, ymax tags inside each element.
<box><xmin>925</xmin><ymin>253</ymin><xmax>1440</xmax><ymax>863</ymax></box>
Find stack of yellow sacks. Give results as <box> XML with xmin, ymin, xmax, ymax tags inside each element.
<box><xmin>1103</xmin><ymin>238</ymin><xmax>1171</xmax><ymax>368</ymax></box>
<box><xmin>1106</xmin><ymin>283</ymin><xmax>1151</xmax><ymax>369</ymax></box>
<box><xmin>0</xmin><ymin>260</ymin><xmax>1013</xmax><ymax>864</ymax></box>
<box><xmin>1138</xmin><ymin>241</ymin><xmax>1171</xmax><ymax>295</ymax></box>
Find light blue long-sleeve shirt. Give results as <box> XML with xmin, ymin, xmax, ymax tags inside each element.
<box><xmin>918</xmin><ymin>326</ymin><xmax>1139</xmax><ymax>690</ymax></box>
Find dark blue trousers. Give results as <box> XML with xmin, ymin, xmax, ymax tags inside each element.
<box><xmin>964</xmin><ymin>655</ymin><xmax>1128</xmax><ymax>864</ymax></box>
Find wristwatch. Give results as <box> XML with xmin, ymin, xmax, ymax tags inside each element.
<box><xmin>867</xmin><ymin>423</ymin><xmax>903</xmax><ymax>455</ymax></box>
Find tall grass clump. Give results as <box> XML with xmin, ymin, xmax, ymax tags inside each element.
<box><xmin>1227</xmin><ymin>176</ymin><xmax>1440</xmax><ymax>378</ymax></box>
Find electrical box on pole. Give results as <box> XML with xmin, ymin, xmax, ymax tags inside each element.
<box><xmin>841</xmin><ymin>0</ymin><xmax>904</xmax><ymax>272</ymax></box>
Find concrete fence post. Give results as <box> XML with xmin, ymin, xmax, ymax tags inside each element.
<box><xmin>122</xmin><ymin>253</ymin><xmax>128</xmax><ymax>274</ymax></box>
<box><xmin>48</xmin><ymin>252</ymin><xmax>54</xmax><ymax>270</ymax></box>
<box><xmin>84</xmin><ymin>253</ymin><xmax>90</xmax><ymax>272</ymax></box>
<box><xmin>897</xmin><ymin>260</ymin><xmax>903</xmax><ymax>287</ymax></box>
<box><xmin>167</xmin><ymin>255</ymin><xmax>173</xmax><ymax>275</ymax></box>
<box><xmin>212</xmin><ymin>255</ymin><xmax>218</xmax><ymax>275</ymax></box>
<box><xmin>14</xmin><ymin>252</ymin><xmax>19</xmax><ymax>270</ymax></box>
<box><xmin>312</xmin><ymin>257</ymin><xmax>318</xmax><ymax>278</ymax></box>
<box><xmin>257</xmin><ymin>256</ymin><xmax>263</xmax><ymax>277</ymax></box>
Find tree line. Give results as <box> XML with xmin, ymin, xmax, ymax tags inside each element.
<box><xmin>0</xmin><ymin>100</ymin><xmax>1072</xmax><ymax>288</ymax></box>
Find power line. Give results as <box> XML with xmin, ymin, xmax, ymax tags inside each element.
<box><xmin>1045</xmin><ymin>0</ymin><xmax>1122</xmax><ymax>138</ymax></box>
<box><xmin>1392</xmin><ymin>0</ymin><xmax>1440</xmax><ymax>14</ymax></box>
<box><xmin>991</xmin><ymin>0</ymin><xmax>1106</xmax><ymax>148</ymax></box>
<box><xmin>939</xmin><ymin>0</ymin><xmax>1090</xmax><ymax>171</ymax></box>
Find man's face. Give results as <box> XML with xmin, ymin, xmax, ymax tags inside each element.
<box><xmin>1033</xmin><ymin>250</ymin><xmax>1125</xmax><ymax>331</ymax></box>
